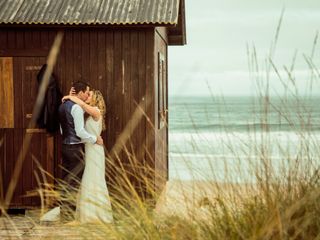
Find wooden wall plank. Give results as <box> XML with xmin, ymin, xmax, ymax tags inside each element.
<box><xmin>46</xmin><ymin>135</ymin><xmax>54</xmax><ymax>185</ymax></box>
<box><xmin>145</xmin><ymin>29</ymin><xmax>155</xmax><ymax>172</ymax></box>
<box><xmin>13</xmin><ymin>58</ymin><xmax>22</xmax><ymax>128</ymax></box>
<box><xmin>32</xmin><ymin>31</ymin><xmax>41</xmax><ymax>49</ymax></box>
<box><xmin>122</xmin><ymin>31</ymin><xmax>131</xmax><ymax>167</ymax></box>
<box><xmin>7</xmin><ymin>30</ymin><xmax>16</xmax><ymax>49</ymax></box>
<box><xmin>54</xmin><ymin>134</ymin><xmax>62</xmax><ymax>182</ymax></box>
<box><xmin>0</xmin><ymin>129</ymin><xmax>5</xmax><ymax>201</ymax></box>
<box><xmin>23</xmin><ymin>132</ymin><xmax>32</xmax><ymax>207</ymax></box>
<box><xmin>21</xmin><ymin>57</ymin><xmax>27</xmax><ymax>128</ymax></box>
<box><xmin>16</xmin><ymin>30</ymin><xmax>25</xmax><ymax>49</ymax></box>
<box><xmin>138</xmin><ymin>31</ymin><xmax>146</xmax><ymax>166</ymax></box>
<box><xmin>0</xmin><ymin>30</ymin><xmax>8</xmax><ymax>50</ymax></box>
<box><xmin>73</xmin><ymin>30</ymin><xmax>82</xmax><ymax>83</ymax></box>
<box><xmin>130</xmin><ymin>31</ymin><xmax>139</xmax><ymax>157</ymax></box>
<box><xmin>0</xmin><ymin>57</ymin><xmax>14</xmax><ymax>128</ymax></box>
<box><xmin>24</xmin><ymin>30</ymin><xmax>33</xmax><ymax>50</ymax></box>
<box><xmin>113</xmin><ymin>31</ymin><xmax>123</xmax><ymax>160</ymax></box>
<box><xmin>97</xmin><ymin>30</ymin><xmax>107</xmax><ymax>147</ymax></box>
<box><xmin>54</xmin><ymin>30</ymin><xmax>65</xmax><ymax>93</ymax></box>
<box><xmin>40</xmin><ymin>30</ymin><xmax>49</xmax><ymax>50</ymax></box>
<box><xmin>106</xmin><ymin>30</ymin><xmax>114</xmax><ymax>152</ymax></box>
<box><xmin>130</xmin><ymin>31</ymin><xmax>142</xmax><ymax>192</ymax></box>
<box><xmin>6</xmin><ymin>129</ymin><xmax>15</xmax><ymax>205</ymax></box>
<box><xmin>89</xmin><ymin>30</ymin><xmax>98</xmax><ymax>88</ymax></box>
<box><xmin>30</xmin><ymin>58</ymin><xmax>40</xmax><ymax>113</ymax></box>
<box><xmin>0</xmin><ymin>49</ymin><xmax>49</xmax><ymax>57</ymax></box>
<box><xmin>145</xmin><ymin>29</ymin><xmax>156</xmax><ymax>200</ymax></box>
<box><xmin>23</xmin><ymin>57</ymin><xmax>32</xmax><ymax>127</ymax></box>
<box><xmin>81</xmin><ymin>31</ymin><xmax>90</xmax><ymax>82</ymax></box>
<box><xmin>65</xmin><ymin>30</ymin><xmax>74</xmax><ymax>90</ymax></box>
<box><xmin>29</xmin><ymin>132</ymin><xmax>41</xmax><ymax>206</ymax></box>
<box><xmin>20</xmin><ymin>130</ymin><xmax>30</xmax><ymax>207</ymax></box>
<box><xmin>97</xmin><ymin>30</ymin><xmax>106</xmax><ymax>94</ymax></box>
<box><xmin>3</xmin><ymin>130</ymin><xmax>9</xmax><ymax>199</ymax></box>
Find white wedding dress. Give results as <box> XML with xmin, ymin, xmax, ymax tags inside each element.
<box><xmin>75</xmin><ymin>112</ymin><xmax>113</xmax><ymax>223</ymax></box>
<box><xmin>40</xmin><ymin>110</ymin><xmax>113</xmax><ymax>223</ymax></box>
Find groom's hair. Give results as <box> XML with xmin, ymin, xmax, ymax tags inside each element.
<box><xmin>72</xmin><ymin>81</ymin><xmax>90</xmax><ymax>93</ymax></box>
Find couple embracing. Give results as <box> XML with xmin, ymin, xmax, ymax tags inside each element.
<box><xmin>41</xmin><ymin>81</ymin><xmax>113</xmax><ymax>224</ymax></box>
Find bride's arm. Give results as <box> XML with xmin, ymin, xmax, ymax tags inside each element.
<box><xmin>62</xmin><ymin>95</ymin><xmax>101</xmax><ymax>120</ymax></box>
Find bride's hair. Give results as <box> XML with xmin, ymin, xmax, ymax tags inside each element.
<box><xmin>89</xmin><ymin>90</ymin><xmax>106</xmax><ymax>131</ymax></box>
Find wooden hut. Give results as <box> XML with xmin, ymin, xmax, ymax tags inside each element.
<box><xmin>0</xmin><ymin>0</ymin><xmax>186</xmax><ymax>209</ymax></box>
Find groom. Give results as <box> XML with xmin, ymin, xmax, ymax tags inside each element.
<box><xmin>58</xmin><ymin>81</ymin><xmax>103</xmax><ymax>220</ymax></box>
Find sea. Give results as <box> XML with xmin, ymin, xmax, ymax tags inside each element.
<box><xmin>168</xmin><ymin>95</ymin><xmax>320</xmax><ymax>183</ymax></box>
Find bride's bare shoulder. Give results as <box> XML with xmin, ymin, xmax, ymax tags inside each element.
<box><xmin>92</xmin><ymin>107</ymin><xmax>101</xmax><ymax>121</ymax></box>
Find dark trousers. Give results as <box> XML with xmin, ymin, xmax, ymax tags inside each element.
<box><xmin>60</xmin><ymin>143</ymin><xmax>84</xmax><ymax>220</ymax></box>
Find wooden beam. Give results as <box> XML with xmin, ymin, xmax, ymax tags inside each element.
<box><xmin>168</xmin><ymin>35</ymin><xmax>184</xmax><ymax>46</ymax></box>
<box><xmin>167</xmin><ymin>0</ymin><xmax>187</xmax><ymax>46</ymax></box>
<box><xmin>0</xmin><ymin>49</ymin><xmax>49</xmax><ymax>57</ymax></box>
<box><xmin>155</xmin><ymin>27</ymin><xmax>168</xmax><ymax>45</ymax></box>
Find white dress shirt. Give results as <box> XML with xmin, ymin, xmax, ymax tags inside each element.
<box><xmin>71</xmin><ymin>104</ymin><xmax>97</xmax><ymax>144</ymax></box>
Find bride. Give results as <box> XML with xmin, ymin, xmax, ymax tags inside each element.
<box><xmin>62</xmin><ymin>89</ymin><xmax>113</xmax><ymax>224</ymax></box>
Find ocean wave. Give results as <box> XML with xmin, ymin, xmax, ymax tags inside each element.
<box><xmin>169</xmin><ymin>152</ymin><xmax>317</xmax><ymax>161</ymax></box>
<box><xmin>169</xmin><ymin>130</ymin><xmax>320</xmax><ymax>141</ymax></box>
<box><xmin>168</xmin><ymin>131</ymin><xmax>320</xmax><ymax>156</ymax></box>
<box><xmin>170</xmin><ymin>123</ymin><xmax>320</xmax><ymax>132</ymax></box>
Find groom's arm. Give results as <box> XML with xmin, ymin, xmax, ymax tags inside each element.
<box><xmin>71</xmin><ymin>104</ymin><xmax>97</xmax><ymax>144</ymax></box>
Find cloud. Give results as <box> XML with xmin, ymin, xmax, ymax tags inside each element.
<box><xmin>169</xmin><ymin>0</ymin><xmax>320</xmax><ymax>96</ymax></box>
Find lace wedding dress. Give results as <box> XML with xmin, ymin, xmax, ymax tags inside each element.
<box><xmin>75</xmin><ymin>112</ymin><xmax>113</xmax><ymax>223</ymax></box>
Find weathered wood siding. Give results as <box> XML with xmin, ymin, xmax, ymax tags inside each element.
<box><xmin>154</xmin><ymin>28</ymin><xmax>168</xmax><ymax>193</ymax></box>
<box><xmin>0</xmin><ymin>129</ymin><xmax>54</xmax><ymax>208</ymax></box>
<box><xmin>0</xmin><ymin>27</ymin><xmax>167</xmax><ymax>207</ymax></box>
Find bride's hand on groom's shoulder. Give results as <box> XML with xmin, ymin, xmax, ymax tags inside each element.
<box><xmin>61</xmin><ymin>95</ymin><xmax>70</xmax><ymax>103</ymax></box>
<box><xmin>61</xmin><ymin>87</ymin><xmax>76</xmax><ymax>102</ymax></box>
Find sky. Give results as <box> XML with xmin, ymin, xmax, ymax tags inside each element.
<box><xmin>168</xmin><ymin>0</ymin><xmax>320</xmax><ymax>97</ymax></box>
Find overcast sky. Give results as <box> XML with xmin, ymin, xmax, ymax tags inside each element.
<box><xmin>168</xmin><ymin>0</ymin><xmax>320</xmax><ymax>96</ymax></box>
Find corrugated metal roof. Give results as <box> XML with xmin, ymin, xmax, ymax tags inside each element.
<box><xmin>0</xmin><ymin>0</ymin><xmax>180</xmax><ymax>25</ymax></box>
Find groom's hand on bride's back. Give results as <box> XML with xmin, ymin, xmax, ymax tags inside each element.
<box><xmin>96</xmin><ymin>136</ymin><xmax>104</xmax><ymax>145</ymax></box>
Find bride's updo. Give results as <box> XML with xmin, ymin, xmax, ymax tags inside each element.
<box><xmin>89</xmin><ymin>90</ymin><xmax>106</xmax><ymax>131</ymax></box>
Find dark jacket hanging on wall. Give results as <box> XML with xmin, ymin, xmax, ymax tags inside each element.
<box><xmin>36</xmin><ymin>64</ymin><xmax>62</xmax><ymax>133</ymax></box>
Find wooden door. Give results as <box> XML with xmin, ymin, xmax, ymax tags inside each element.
<box><xmin>0</xmin><ymin>57</ymin><xmax>54</xmax><ymax>208</ymax></box>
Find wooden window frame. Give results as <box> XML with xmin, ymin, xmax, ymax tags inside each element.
<box><xmin>158</xmin><ymin>52</ymin><xmax>166</xmax><ymax>129</ymax></box>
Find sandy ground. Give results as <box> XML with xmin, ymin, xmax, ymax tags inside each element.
<box><xmin>0</xmin><ymin>180</ymin><xmax>256</xmax><ymax>238</ymax></box>
<box><xmin>155</xmin><ymin>180</ymin><xmax>257</xmax><ymax>219</ymax></box>
<box><xmin>0</xmin><ymin>215</ymin><xmax>83</xmax><ymax>239</ymax></box>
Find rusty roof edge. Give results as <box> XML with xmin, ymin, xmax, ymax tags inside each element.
<box><xmin>0</xmin><ymin>21</ymin><xmax>178</xmax><ymax>26</ymax></box>
<box><xmin>0</xmin><ymin>0</ymin><xmax>181</xmax><ymax>25</ymax></box>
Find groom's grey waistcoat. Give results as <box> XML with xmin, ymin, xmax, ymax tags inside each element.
<box><xmin>58</xmin><ymin>100</ymin><xmax>82</xmax><ymax>144</ymax></box>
